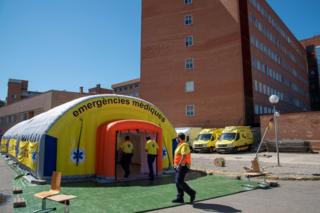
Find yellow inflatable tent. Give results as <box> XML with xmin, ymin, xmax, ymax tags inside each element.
<box><xmin>1</xmin><ymin>95</ymin><xmax>176</xmax><ymax>181</ymax></box>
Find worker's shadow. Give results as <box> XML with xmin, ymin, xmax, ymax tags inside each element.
<box><xmin>192</xmin><ymin>203</ymin><xmax>242</xmax><ymax>212</ymax></box>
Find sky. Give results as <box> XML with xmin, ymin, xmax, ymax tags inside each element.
<box><xmin>0</xmin><ymin>0</ymin><xmax>319</xmax><ymax>101</ymax></box>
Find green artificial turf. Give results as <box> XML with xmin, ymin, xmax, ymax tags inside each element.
<box><xmin>13</xmin><ymin>172</ymin><xmax>256</xmax><ymax>213</ymax></box>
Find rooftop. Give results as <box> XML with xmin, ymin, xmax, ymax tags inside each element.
<box><xmin>111</xmin><ymin>78</ymin><xmax>140</xmax><ymax>88</ymax></box>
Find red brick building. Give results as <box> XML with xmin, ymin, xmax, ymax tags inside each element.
<box><xmin>260</xmin><ymin>112</ymin><xmax>320</xmax><ymax>151</ymax></box>
<box><xmin>89</xmin><ymin>84</ymin><xmax>113</xmax><ymax>94</ymax></box>
<box><xmin>140</xmin><ymin>0</ymin><xmax>309</xmax><ymax>128</ymax></box>
<box><xmin>0</xmin><ymin>80</ymin><xmax>113</xmax><ymax>136</ymax></box>
<box><xmin>0</xmin><ymin>90</ymin><xmax>87</xmax><ymax>136</ymax></box>
<box><xmin>6</xmin><ymin>79</ymin><xmax>42</xmax><ymax>105</ymax></box>
<box><xmin>112</xmin><ymin>78</ymin><xmax>140</xmax><ymax>97</ymax></box>
<box><xmin>301</xmin><ymin>35</ymin><xmax>320</xmax><ymax>111</ymax></box>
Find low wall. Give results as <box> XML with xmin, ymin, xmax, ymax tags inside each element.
<box><xmin>260</xmin><ymin>111</ymin><xmax>320</xmax><ymax>151</ymax></box>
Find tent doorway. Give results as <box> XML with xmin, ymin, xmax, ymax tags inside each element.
<box><xmin>96</xmin><ymin>119</ymin><xmax>162</xmax><ymax>182</ymax></box>
<box><xmin>115</xmin><ymin>131</ymin><xmax>158</xmax><ymax>180</ymax></box>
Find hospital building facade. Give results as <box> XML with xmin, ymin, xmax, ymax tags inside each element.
<box><xmin>140</xmin><ymin>0</ymin><xmax>309</xmax><ymax>128</ymax></box>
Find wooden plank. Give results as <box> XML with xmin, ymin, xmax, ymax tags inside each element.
<box><xmin>47</xmin><ymin>194</ymin><xmax>77</xmax><ymax>202</ymax></box>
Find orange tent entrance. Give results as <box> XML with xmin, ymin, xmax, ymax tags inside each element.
<box><xmin>96</xmin><ymin>119</ymin><xmax>163</xmax><ymax>180</ymax></box>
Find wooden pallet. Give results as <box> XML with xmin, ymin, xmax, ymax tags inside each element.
<box><xmin>13</xmin><ymin>196</ymin><xmax>26</xmax><ymax>208</ymax></box>
<box><xmin>13</xmin><ymin>187</ymin><xmax>23</xmax><ymax>194</ymax></box>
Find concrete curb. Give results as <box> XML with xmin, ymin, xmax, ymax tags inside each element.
<box><xmin>193</xmin><ymin>168</ymin><xmax>320</xmax><ymax>181</ymax></box>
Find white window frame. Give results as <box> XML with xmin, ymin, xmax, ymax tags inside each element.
<box><xmin>185</xmin><ymin>58</ymin><xmax>194</xmax><ymax>69</ymax></box>
<box><xmin>258</xmin><ymin>82</ymin><xmax>262</xmax><ymax>93</ymax></box>
<box><xmin>184</xmin><ymin>0</ymin><xmax>192</xmax><ymax>5</ymax></box>
<box><xmin>185</xmin><ymin>35</ymin><xmax>193</xmax><ymax>47</ymax></box>
<box><xmin>185</xmin><ymin>81</ymin><xmax>194</xmax><ymax>92</ymax></box>
<box><xmin>259</xmin><ymin>106</ymin><xmax>263</xmax><ymax>114</ymax></box>
<box><xmin>186</xmin><ymin>104</ymin><xmax>195</xmax><ymax>117</ymax></box>
<box><xmin>254</xmin><ymin>80</ymin><xmax>258</xmax><ymax>91</ymax></box>
<box><xmin>184</xmin><ymin>15</ymin><xmax>193</xmax><ymax>25</ymax></box>
<box><xmin>254</xmin><ymin>105</ymin><xmax>259</xmax><ymax>114</ymax></box>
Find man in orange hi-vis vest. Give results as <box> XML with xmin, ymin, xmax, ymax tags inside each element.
<box><xmin>172</xmin><ymin>133</ymin><xmax>196</xmax><ymax>204</ymax></box>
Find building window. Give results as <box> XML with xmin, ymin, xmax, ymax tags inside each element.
<box><xmin>185</xmin><ymin>35</ymin><xmax>193</xmax><ymax>47</ymax></box>
<box><xmin>185</xmin><ymin>81</ymin><xmax>194</xmax><ymax>92</ymax></box>
<box><xmin>184</xmin><ymin>15</ymin><xmax>193</xmax><ymax>25</ymax></box>
<box><xmin>254</xmin><ymin>105</ymin><xmax>259</xmax><ymax>114</ymax></box>
<box><xmin>184</xmin><ymin>0</ymin><xmax>192</xmax><ymax>5</ymax></box>
<box><xmin>185</xmin><ymin>58</ymin><xmax>194</xmax><ymax>69</ymax></box>
<box><xmin>10</xmin><ymin>115</ymin><xmax>16</xmax><ymax>123</ymax></box>
<box><xmin>22</xmin><ymin>113</ymin><xmax>28</xmax><ymax>120</ymax></box>
<box><xmin>258</xmin><ymin>82</ymin><xmax>262</xmax><ymax>93</ymax></box>
<box><xmin>186</xmin><ymin>104</ymin><xmax>195</xmax><ymax>117</ymax></box>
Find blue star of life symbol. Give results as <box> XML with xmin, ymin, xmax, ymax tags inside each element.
<box><xmin>72</xmin><ymin>148</ymin><xmax>85</xmax><ymax>165</ymax></box>
<box><xmin>32</xmin><ymin>152</ymin><xmax>37</xmax><ymax>161</ymax></box>
<box><xmin>162</xmin><ymin>148</ymin><xmax>167</xmax><ymax>159</ymax></box>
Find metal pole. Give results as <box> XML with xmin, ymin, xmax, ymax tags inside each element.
<box><xmin>255</xmin><ymin>123</ymin><xmax>269</xmax><ymax>158</ymax></box>
<box><xmin>273</xmin><ymin>105</ymin><xmax>280</xmax><ymax>166</ymax></box>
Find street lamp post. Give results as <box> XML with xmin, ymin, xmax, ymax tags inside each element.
<box><xmin>269</xmin><ymin>94</ymin><xmax>280</xmax><ymax>166</ymax></box>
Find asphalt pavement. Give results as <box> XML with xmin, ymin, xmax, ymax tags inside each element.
<box><xmin>150</xmin><ymin>180</ymin><xmax>320</xmax><ymax>213</ymax></box>
<box><xmin>0</xmin><ymin>155</ymin><xmax>15</xmax><ymax>213</ymax></box>
<box><xmin>191</xmin><ymin>152</ymin><xmax>320</xmax><ymax>180</ymax></box>
<box><xmin>1</xmin><ymin>152</ymin><xmax>320</xmax><ymax>213</ymax></box>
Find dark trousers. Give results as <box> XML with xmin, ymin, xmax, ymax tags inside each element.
<box><xmin>175</xmin><ymin>166</ymin><xmax>195</xmax><ymax>200</ymax></box>
<box><xmin>120</xmin><ymin>153</ymin><xmax>133</xmax><ymax>178</ymax></box>
<box><xmin>147</xmin><ymin>154</ymin><xmax>157</xmax><ymax>179</ymax></box>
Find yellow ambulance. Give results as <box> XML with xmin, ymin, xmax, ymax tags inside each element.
<box><xmin>192</xmin><ymin>128</ymin><xmax>223</xmax><ymax>152</ymax></box>
<box><xmin>215</xmin><ymin>126</ymin><xmax>253</xmax><ymax>153</ymax></box>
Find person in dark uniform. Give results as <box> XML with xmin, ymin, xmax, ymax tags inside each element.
<box><xmin>119</xmin><ymin>136</ymin><xmax>134</xmax><ymax>178</ymax></box>
<box><xmin>172</xmin><ymin>133</ymin><xmax>196</xmax><ymax>203</ymax></box>
<box><xmin>145</xmin><ymin>136</ymin><xmax>159</xmax><ymax>180</ymax></box>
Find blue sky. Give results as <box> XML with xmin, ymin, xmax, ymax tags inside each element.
<box><xmin>0</xmin><ymin>0</ymin><xmax>319</xmax><ymax>101</ymax></box>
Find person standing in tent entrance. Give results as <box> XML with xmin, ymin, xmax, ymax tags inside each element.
<box><xmin>145</xmin><ymin>136</ymin><xmax>159</xmax><ymax>180</ymax></box>
<box><xmin>119</xmin><ymin>136</ymin><xmax>134</xmax><ymax>178</ymax></box>
<box><xmin>172</xmin><ymin>132</ymin><xmax>196</xmax><ymax>204</ymax></box>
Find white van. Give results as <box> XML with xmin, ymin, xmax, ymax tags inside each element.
<box><xmin>175</xmin><ymin>127</ymin><xmax>202</xmax><ymax>150</ymax></box>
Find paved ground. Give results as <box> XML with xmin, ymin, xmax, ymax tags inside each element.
<box><xmin>1</xmin><ymin>152</ymin><xmax>319</xmax><ymax>212</ymax></box>
<box><xmin>191</xmin><ymin>152</ymin><xmax>320</xmax><ymax>180</ymax></box>
<box><xmin>0</xmin><ymin>155</ymin><xmax>15</xmax><ymax>213</ymax></box>
<box><xmin>151</xmin><ymin>181</ymin><xmax>320</xmax><ymax>213</ymax></box>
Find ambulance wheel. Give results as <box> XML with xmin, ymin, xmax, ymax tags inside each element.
<box><xmin>209</xmin><ymin>147</ymin><xmax>214</xmax><ymax>153</ymax></box>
